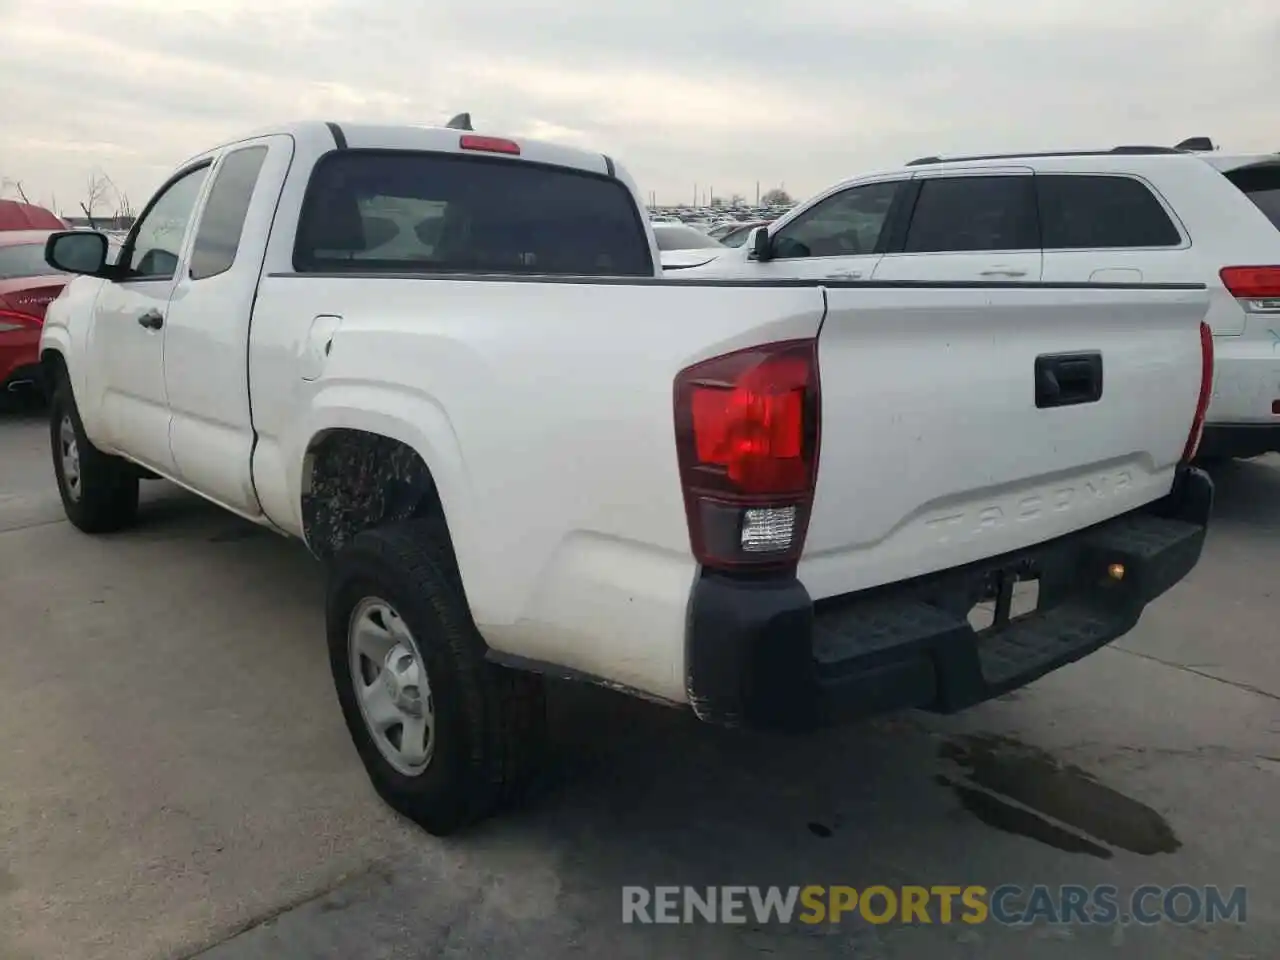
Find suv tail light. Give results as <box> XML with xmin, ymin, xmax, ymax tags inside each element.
<box><xmin>0</xmin><ymin>308</ymin><xmax>41</xmax><ymax>333</ymax></box>
<box><xmin>1220</xmin><ymin>265</ymin><xmax>1280</xmax><ymax>312</ymax></box>
<box><xmin>1183</xmin><ymin>321</ymin><xmax>1214</xmax><ymax>462</ymax></box>
<box><xmin>674</xmin><ymin>339</ymin><xmax>820</xmax><ymax>571</ymax></box>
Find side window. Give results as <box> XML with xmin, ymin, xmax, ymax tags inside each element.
<box><xmin>902</xmin><ymin>176</ymin><xmax>1037</xmax><ymax>253</ymax></box>
<box><xmin>772</xmin><ymin>182</ymin><xmax>901</xmax><ymax>259</ymax></box>
<box><xmin>127</xmin><ymin>165</ymin><xmax>210</xmax><ymax>279</ymax></box>
<box><xmin>1037</xmin><ymin>175</ymin><xmax>1182</xmax><ymax>249</ymax></box>
<box><xmin>189</xmin><ymin>146</ymin><xmax>269</xmax><ymax>280</ymax></box>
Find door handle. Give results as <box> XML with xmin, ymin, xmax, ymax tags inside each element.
<box><xmin>980</xmin><ymin>269</ymin><xmax>1028</xmax><ymax>278</ymax></box>
<box><xmin>1035</xmin><ymin>352</ymin><xmax>1103</xmax><ymax>408</ymax></box>
<box><xmin>137</xmin><ymin>309</ymin><xmax>164</xmax><ymax>330</ymax></box>
<box><xmin>827</xmin><ymin>271</ymin><xmax>863</xmax><ymax>280</ymax></box>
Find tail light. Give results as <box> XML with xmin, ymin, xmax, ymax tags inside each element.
<box><xmin>673</xmin><ymin>339</ymin><xmax>820</xmax><ymax>571</ymax></box>
<box><xmin>0</xmin><ymin>308</ymin><xmax>41</xmax><ymax>334</ymax></box>
<box><xmin>1182</xmin><ymin>321</ymin><xmax>1214</xmax><ymax>462</ymax></box>
<box><xmin>1220</xmin><ymin>265</ymin><xmax>1280</xmax><ymax>312</ymax></box>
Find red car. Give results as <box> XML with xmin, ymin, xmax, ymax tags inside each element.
<box><xmin>0</xmin><ymin>230</ymin><xmax>71</xmax><ymax>395</ymax></box>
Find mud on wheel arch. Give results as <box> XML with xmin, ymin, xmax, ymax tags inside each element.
<box><xmin>301</xmin><ymin>430</ymin><xmax>443</xmax><ymax>559</ymax></box>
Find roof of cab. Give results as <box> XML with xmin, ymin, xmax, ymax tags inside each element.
<box><xmin>182</xmin><ymin>120</ymin><xmax>612</xmax><ymax>177</ymax></box>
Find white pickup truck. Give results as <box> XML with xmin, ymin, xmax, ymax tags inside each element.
<box><xmin>40</xmin><ymin>120</ymin><xmax>1215</xmax><ymax>835</ymax></box>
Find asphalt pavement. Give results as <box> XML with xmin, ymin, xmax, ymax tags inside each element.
<box><xmin>1</xmin><ymin>402</ymin><xmax>1276</xmax><ymax>960</ymax></box>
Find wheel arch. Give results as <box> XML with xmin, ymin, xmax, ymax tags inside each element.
<box><xmin>300</xmin><ymin>427</ymin><xmax>454</xmax><ymax>562</ymax></box>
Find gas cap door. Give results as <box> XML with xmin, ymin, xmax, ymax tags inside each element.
<box><xmin>301</xmin><ymin>314</ymin><xmax>342</xmax><ymax>381</ymax></box>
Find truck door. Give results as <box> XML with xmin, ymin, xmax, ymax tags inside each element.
<box><xmin>87</xmin><ymin>163</ymin><xmax>211</xmax><ymax>473</ymax></box>
<box><xmin>162</xmin><ymin>135</ymin><xmax>292</xmax><ymax>517</ymax></box>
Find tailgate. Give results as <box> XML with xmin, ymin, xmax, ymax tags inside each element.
<box><xmin>798</xmin><ymin>283</ymin><xmax>1210</xmax><ymax>601</ymax></box>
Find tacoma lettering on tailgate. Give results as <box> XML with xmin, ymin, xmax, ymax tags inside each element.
<box><xmin>924</xmin><ymin>470</ymin><xmax>1133</xmax><ymax>544</ymax></box>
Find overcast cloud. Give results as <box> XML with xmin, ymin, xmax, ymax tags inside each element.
<box><xmin>1</xmin><ymin>0</ymin><xmax>1277</xmax><ymax>211</ymax></box>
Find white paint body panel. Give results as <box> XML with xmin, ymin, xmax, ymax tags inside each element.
<box><xmin>802</xmin><ymin>284</ymin><xmax>1208</xmax><ymax>600</ymax></box>
<box><xmin>40</xmin><ymin>121</ymin><xmax>1212</xmax><ymax>705</ymax></box>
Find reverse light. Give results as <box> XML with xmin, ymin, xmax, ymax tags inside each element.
<box><xmin>674</xmin><ymin>340</ymin><xmax>820</xmax><ymax>571</ymax></box>
<box><xmin>459</xmin><ymin>134</ymin><xmax>521</xmax><ymax>156</ymax></box>
<box><xmin>1182</xmin><ymin>321</ymin><xmax>1214</xmax><ymax>462</ymax></box>
<box><xmin>1220</xmin><ymin>266</ymin><xmax>1280</xmax><ymax>312</ymax></box>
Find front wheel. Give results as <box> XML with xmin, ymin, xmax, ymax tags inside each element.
<box><xmin>326</xmin><ymin>519</ymin><xmax>547</xmax><ymax>835</ymax></box>
<box><xmin>49</xmin><ymin>379</ymin><xmax>139</xmax><ymax>533</ymax></box>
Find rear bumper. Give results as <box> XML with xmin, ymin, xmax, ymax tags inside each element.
<box><xmin>1198</xmin><ymin>423</ymin><xmax>1280</xmax><ymax>460</ymax></box>
<box><xmin>0</xmin><ymin>361</ymin><xmax>43</xmax><ymax>393</ymax></box>
<box><xmin>685</xmin><ymin>466</ymin><xmax>1213</xmax><ymax>732</ymax></box>
<box><xmin>0</xmin><ymin>333</ymin><xmax>41</xmax><ymax>390</ymax></box>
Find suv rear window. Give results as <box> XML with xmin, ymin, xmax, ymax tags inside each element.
<box><xmin>1223</xmin><ymin>163</ymin><xmax>1280</xmax><ymax>230</ymax></box>
<box><xmin>294</xmin><ymin>150</ymin><xmax>653</xmax><ymax>276</ymax></box>
<box><xmin>1037</xmin><ymin>175</ymin><xmax>1181</xmax><ymax>249</ymax></box>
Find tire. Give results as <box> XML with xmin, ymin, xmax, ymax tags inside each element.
<box><xmin>49</xmin><ymin>377</ymin><xmax>139</xmax><ymax>533</ymax></box>
<box><xmin>326</xmin><ymin>518</ymin><xmax>547</xmax><ymax>835</ymax></box>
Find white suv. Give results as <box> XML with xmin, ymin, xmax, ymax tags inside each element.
<box><xmin>684</xmin><ymin>145</ymin><xmax>1280</xmax><ymax>460</ymax></box>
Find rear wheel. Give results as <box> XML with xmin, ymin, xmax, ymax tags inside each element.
<box><xmin>327</xmin><ymin>519</ymin><xmax>547</xmax><ymax>835</ymax></box>
<box><xmin>49</xmin><ymin>379</ymin><xmax>139</xmax><ymax>533</ymax></box>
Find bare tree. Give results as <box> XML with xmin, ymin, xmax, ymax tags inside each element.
<box><xmin>761</xmin><ymin>187</ymin><xmax>793</xmax><ymax>206</ymax></box>
<box><xmin>81</xmin><ymin>172</ymin><xmax>112</xmax><ymax>228</ymax></box>
<box><xmin>0</xmin><ymin>177</ymin><xmax>31</xmax><ymax>203</ymax></box>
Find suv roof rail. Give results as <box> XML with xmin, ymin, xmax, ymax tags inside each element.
<box><xmin>1174</xmin><ymin>136</ymin><xmax>1216</xmax><ymax>152</ymax></box>
<box><xmin>905</xmin><ymin>145</ymin><xmax>1187</xmax><ymax>166</ymax></box>
<box><xmin>445</xmin><ymin>112</ymin><xmax>474</xmax><ymax>131</ymax></box>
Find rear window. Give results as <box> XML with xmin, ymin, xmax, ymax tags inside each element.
<box><xmin>190</xmin><ymin>145</ymin><xmax>269</xmax><ymax>280</ymax></box>
<box><xmin>0</xmin><ymin>243</ymin><xmax>62</xmax><ymax>281</ymax></box>
<box><xmin>294</xmin><ymin>150</ymin><xmax>653</xmax><ymax>276</ymax></box>
<box><xmin>1223</xmin><ymin>164</ymin><xmax>1280</xmax><ymax>230</ymax></box>
<box><xmin>1037</xmin><ymin>175</ymin><xmax>1182</xmax><ymax>249</ymax></box>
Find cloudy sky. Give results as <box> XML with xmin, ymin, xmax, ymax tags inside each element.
<box><xmin>1</xmin><ymin>0</ymin><xmax>1277</xmax><ymax>212</ymax></box>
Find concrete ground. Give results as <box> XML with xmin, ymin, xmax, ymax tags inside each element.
<box><xmin>0</xmin><ymin>402</ymin><xmax>1276</xmax><ymax>960</ymax></box>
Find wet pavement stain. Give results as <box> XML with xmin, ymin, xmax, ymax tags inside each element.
<box><xmin>939</xmin><ymin>734</ymin><xmax>1181</xmax><ymax>857</ymax></box>
<box><xmin>936</xmin><ymin>775</ymin><xmax>1114</xmax><ymax>859</ymax></box>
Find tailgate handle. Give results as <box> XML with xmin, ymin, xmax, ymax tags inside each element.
<box><xmin>1035</xmin><ymin>352</ymin><xmax>1103</xmax><ymax>408</ymax></box>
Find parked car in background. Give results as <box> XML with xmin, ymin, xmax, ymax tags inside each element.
<box><xmin>0</xmin><ymin>230</ymin><xmax>71</xmax><ymax>394</ymax></box>
<box><xmin>706</xmin><ymin>221</ymin><xmax>741</xmax><ymax>240</ymax></box>
<box><xmin>0</xmin><ymin>199</ymin><xmax>64</xmax><ymax>232</ymax></box>
<box><xmin>652</xmin><ymin>222</ymin><xmax>727</xmax><ymax>270</ymax></box>
<box><xmin>717</xmin><ymin>220</ymin><xmax>771</xmax><ymax>247</ymax></box>
<box><xmin>681</xmin><ymin>143</ymin><xmax>1280</xmax><ymax>460</ymax></box>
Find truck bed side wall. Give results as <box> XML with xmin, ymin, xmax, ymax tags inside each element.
<box><xmin>247</xmin><ymin>277</ymin><xmax>828</xmax><ymax>702</ymax></box>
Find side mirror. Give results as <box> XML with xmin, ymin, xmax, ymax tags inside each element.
<box><xmin>748</xmin><ymin>226</ymin><xmax>774</xmax><ymax>263</ymax></box>
<box><xmin>45</xmin><ymin>231</ymin><xmax>109</xmax><ymax>276</ymax></box>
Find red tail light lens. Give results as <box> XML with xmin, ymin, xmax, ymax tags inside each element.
<box><xmin>674</xmin><ymin>340</ymin><xmax>820</xmax><ymax>571</ymax></box>
<box><xmin>1183</xmin><ymin>321</ymin><xmax>1214</xmax><ymax>462</ymax></box>
<box><xmin>1220</xmin><ymin>265</ymin><xmax>1280</xmax><ymax>310</ymax></box>
<box><xmin>0</xmin><ymin>308</ymin><xmax>41</xmax><ymax>333</ymax></box>
<box><xmin>1220</xmin><ymin>265</ymin><xmax>1280</xmax><ymax>298</ymax></box>
<box><xmin>459</xmin><ymin>135</ymin><xmax>521</xmax><ymax>156</ymax></box>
